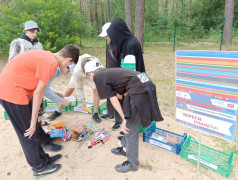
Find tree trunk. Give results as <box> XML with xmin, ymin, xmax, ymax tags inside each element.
<box><xmin>135</xmin><ymin>0</ymin><xmax>145</xmax><ymax>52</ymax></box>
<box><xmin>164</xmin><ymin>0</ymin><xmax>168</xmax><ymax>16</ymax></box>
<box><xmin>188</xmin><ymin>0</ymin><xmax>192</xmax><ymax>22</ymax></box>
<box><xmin>161</xmin><ymin>0</ymin><xmax>164</xmax><ymax>12</ymax></box>
<box><xmin>158</xmin><ymin>0</ymin><xmax>160</xmax><ymax>12</ymax></box>
<box><xmin>222</xmin><ymin>0</ymin><xmax>234</xmax><ymax>45</ymax></box>
<box><xmin>95</xmin><ymin>0</ymin><xmax>99</xmax><ymax>34</ymax></box>
<box><xmin>79</xmin><ymin>0</ymin><xmax>83</xmax><ymax>15</ymax></box>
<box><xmin>106</xmin><ymin>0</ymin><xmax>111</xmax><ymax>22</ymax></box>
<box><xmin>176</xmin><ymin>0</ymin><xmax>180</xmax><ymax>12</ymax></box>
<box><xmin>171</xmin><ymin>0</ymin><xmax>175</xmax><ymax>17</ymax></box>
<box><xmin>148</xmin><ymin>0</ymin><xmax>152</xmax><ymax>22</ymax></box>
<box><xmin>125</xmin><ymin>0</ymin><xmax>133</xmax><ymax>33</ymax></box>
<box><xmin>101</xmin><ymin>0</ymin><xmax>105</xmax><ymax>25</ymax></box>
<box><xmin>89</xmin><ymin>0</ymin><xmax>94</xmax><ymax>23</ymax></box>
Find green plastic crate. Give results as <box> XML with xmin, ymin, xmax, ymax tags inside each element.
<box><xmin>140</xmin><ymin>121</ymin><xmax>156</xmax><ymax>133</ymax></box>
<box><xmin>4</xmin><ymin>111</ymin><xmax>9</xmax><ymax>120</ymax></box>
<box><xmin>68</xmin><ymin>99</ymin><xmax>80</xmax><ymax>111</ymax></box>
<box><xmin>69</xmin><ymin>99</ymin><xmax>94</xmax><ymax>113</ymax></box>
<box><xmin>99</xmin><ymin>102</ymin><xmax>107</xmax><ymax>115</ymax></box>
<box><xmin>180</xmin><ymin>136</ymin><xmax>234</xmax><ymax>178</ymax></box>
<box><xmin>44</xmin><ymin>100</ymin><xmax>68</xmax><ymax>112</ymax></box>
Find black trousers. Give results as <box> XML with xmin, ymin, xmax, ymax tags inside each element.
<box><xmin>0</xmin><ymin>99</ymin><xmax>48</xmax><ymax>170</ymax></box>
<box><xmin>107</xmin><ymin>98</ymin><xmax>122</xmax><ymax>123</ymax></box>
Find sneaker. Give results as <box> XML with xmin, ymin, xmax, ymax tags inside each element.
<box><xmin>48</xmin><ymin>154</ymin><xmax>62</xmax><ymax>165</ymax></box>
<box><xmin>101</xmin><ymin>114</ymin><xmax>115</xmax><ymax>120</ymax></box>
<box><xmin>33</xmin><ymin>164</ymin><xmax>61</xmax><ymax>179</ymax></box>
<box><xmin>112</xmin><ymin>122</ymin><xmax>121</xmax><ymax>131</ymax></box>
<box><xmin>111</xmin><ymin>147</ymin><xmax>126</xmax><ymax>157</ymax></box>
<box><xmin>49</xmin><ymin>111</ymin><xmax>62</xmax><ymax>120</ymax></box>
<box><xmin>117</xmin><ymin>136</ymin><xmax>123</xmax><ymax>141</ymax></box>
<box><xmin>92</xmin><ymin>113</ymin><xmax>102</xmax><ymax>123</ymax></box>
<box><xmin>120</xmin><ymin>131</ymin><xmax>125</xmax><ymax>136</ymax></box>
<box><xmin>115</xmin><ymin>161</ymin><xmax>139</xmax><ymax>173</ymax></box>
<box><xmin>38</xmin><ymin>113</ymin><xmax>50</xmax><ymax>120</ymax></box>
<box><xmin>42</xmin><ymin>142</ymin><xmax>63</xmax><ymax>152</ymax></box>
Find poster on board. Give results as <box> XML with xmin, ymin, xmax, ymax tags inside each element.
<box><xmin>175</xmin><ymin>51</ymin><xmax>238</xmax><ymax>141</ymax></box>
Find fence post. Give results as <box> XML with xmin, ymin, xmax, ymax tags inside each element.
<box><xmin>220</xmin><ymin>17</ymin><xmax>225</xmax><ymax>51</ymax></box>
<box><xmin>173</xmin><ymin>19</ymin><xmax>177</xmax><ymax>52</ymax></box>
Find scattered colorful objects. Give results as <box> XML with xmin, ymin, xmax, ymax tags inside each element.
<box><xmin>50</xmin><ymin>129</ymin><xmax>63</xmax><ymax>138</ymax></box>
<box><xmin>82</xmin><ymin>107</ymin><xmax>92</xmax><ymax>114</ymax></box>
<box><xmin>87</xmin><ymin>130</ymin><xmax>110</xmax><ymax>148</ymax></box>
<box><xmin>52</xmin><ymin>121</ymin><xmax>66</xmax><ymax>128</ymax></box>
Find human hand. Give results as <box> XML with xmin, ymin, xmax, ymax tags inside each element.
<box><xmin>121</xmin><ymin>120</ymin><xmax>129</xmax><ymax>134</ymax></box>
<box><xmin>117</xmin><ymin>94</ymin><xmax>123</xmax><ymax>100</ymax></box>
<box><xmin>24</xmin><ymin>123</ymin><xmax>36</xmax><ymax>138</ymax></box>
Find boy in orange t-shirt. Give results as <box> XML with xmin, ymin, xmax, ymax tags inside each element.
<box><xmin>0</xmin><ymin>44</ymin><xmax>79</xmax><ymax>178</ymax></box>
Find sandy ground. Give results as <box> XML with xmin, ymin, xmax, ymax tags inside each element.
<box><xmin>0</xmin><ymin>43</ymin><xmax>238</xmax><ymax>180</ymax></box>
<box><xmin>0</xmin><ymin>99</ymin><xmax>237</xmax><ymax>180</ymax></box>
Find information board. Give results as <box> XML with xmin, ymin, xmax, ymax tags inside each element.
<box><xmin>176</xmin><ymin>51</ymin><xmax>238</xmax><ymax>141</ymax></box>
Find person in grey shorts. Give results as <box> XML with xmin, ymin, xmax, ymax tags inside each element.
<box><xmin>82</xmin><ymin>59</ymin><xmax>164</xmax><ymax>173</ymax></box>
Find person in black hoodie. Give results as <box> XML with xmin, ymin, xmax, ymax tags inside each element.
<box><xmin>106</xmin><ymin>18</ymin><xmax>147</xmax><ymax>166</ymax></box>
<box><xmin>99</xmin><ymin>22</ymin><xmax>123</xmax><ymax>130</ymax></box>
<box><xmin>106</xmin><ymin>18</ymin><xmax>146</xmax><ymax>73</ymax></box>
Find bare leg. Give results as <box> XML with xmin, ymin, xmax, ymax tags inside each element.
<box><xmin>93</xmin><ymin>88</ymin><xmax>100</xmax><ymax>113</ymax></box>
<box><xmin>57</xmin><ymin>88</ymin><xmax>75</xmax><ymax>111</ymax></box>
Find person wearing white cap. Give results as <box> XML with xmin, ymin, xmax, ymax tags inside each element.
<box><xmin>49</xmin><ymin>54</ymin><xmax>103</xmax><ymax>124</ymax></box>
<box><xmin>82</xmin><ymin>60</ymin><xmax>163</xmax><ymax>173</ymax></box>
<box><xmin>99</xmin><ymin>22</ymin><xmax>123</xmax><ymax>130</ymax></box>
<box><xmin>8</xmin><ymin>21</ymin><xmax>43</xmax><ymax>61</ymax></box>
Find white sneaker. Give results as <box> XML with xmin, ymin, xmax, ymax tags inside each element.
<box><xmin>38</xmin><ymin>113</ymin><xmax>50</xmax><ymax>119</ymax></box>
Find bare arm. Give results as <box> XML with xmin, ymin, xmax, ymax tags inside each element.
<box><xmin>109</xmin><ymin>96</ymin><xmax>129</xmax><ymax>134</ymax></box>
<box><xmin>24</xmin><ymin>80</ymin><xmax>46</xmax><ymax>138</ymax></box>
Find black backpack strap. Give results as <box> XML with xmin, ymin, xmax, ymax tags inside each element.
<box><xmin>108</xmin><ymin>44</ymin><xmax>118</xmax><ymax>64</ymax></box>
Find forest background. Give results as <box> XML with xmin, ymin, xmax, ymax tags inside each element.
<box><xmin>0</xmin><ymin>0</ymin><xmax>237</xmax><ymax>54</ymax></box>
<box><xmin>0</xmin><ymin>1</ymin><xmax>238</xmax><ymax>178</ymax></box>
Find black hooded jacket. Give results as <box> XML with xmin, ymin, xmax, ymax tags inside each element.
<box><xmin>20</xmin><ymin>34</ymin><xmax>39</xmax><ymax>45</ymax></box>
<box><xmin>107</xmin><ymin>18</ymin><xmax>146</xmax><ymax>73</ymax></box>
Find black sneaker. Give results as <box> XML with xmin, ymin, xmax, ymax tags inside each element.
<box><xmin>101</xmin><ymin>114</ymin><xmax>109</xmax><ymax>119</ymax></box>
<box><xmin>120</xmin><ymin>131</ymin><xmax>125</xmax><ymax>136</ymax></box>
<box><xmin>33</xmin><ymin>164</ymin><xmax>61</xmax><ymax>179</ymax></box>
<box><xmin>117</xmin><ymin>136</ymin><xmax>123</xmax><ymax>141</ymax></box>
<box><xmin>115</xmin><ymin>161</ymin><xmax>139</xmax><ymax>173</ymax></box>
<box><xmin>42</xmin><ymin>142</ymin><xmax>63</xmax><ymax>152</ymax></box>
<box><xmin>49</xmin><ymin>111</ymin><xmax>62</xmax><ymax>120</ymax></box>
<box><xmin>92</xmin><ymin>113</ymin><xmax>102</xmax><ymax>123</ymax></box>
<box><xmin>112</xmin><ymin>122</ymin><xmax>121</xmax><ymax>130</ymax></box>
<box><xmin>48</xmin><ymin>154</ymin><xmax>62</xmax><ymax>165</ymax></box>
<box><xmin>101</xmin><ymin>114</ymin><xmax>115</xmax><ymax>120</ymax></box>
<box><xmin>111</xmin><ymin>147</ymin><xmax>126</xmax><ymax>157</ymax></box>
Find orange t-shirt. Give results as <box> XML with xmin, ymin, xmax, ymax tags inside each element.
<box><xmin>0</xmin><ymin>50</ymin><xmax>58</xmax><ymax>105</ymax></box>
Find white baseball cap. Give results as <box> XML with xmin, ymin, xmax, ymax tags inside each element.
<box><xmin>98</xmin><ymin>22</ymin><xmax>111</xmax><ymax>37</ymax></box>
<box><xmin>23</xmin><ymin>21</ymin><xmax>41</xmax><ymax>32</ymax></box>
<box><xmin>85</xmin><ymin>60</ymin><xmax>103</xmax><ymax>73</ymax></box>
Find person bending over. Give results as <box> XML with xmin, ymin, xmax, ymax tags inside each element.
<box><xmin>82</xmin><ymin>59</ymin><xmax>163</xmax><ymax>173</ymax></box>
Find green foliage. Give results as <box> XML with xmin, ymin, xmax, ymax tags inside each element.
<box><xmin>0</xmin><ymin>0</ymin><xmax>90</xmax><ymax>54</ymax></box>
<box><xmin>0</xmin><ymin>0</ymin><xmax>238</xmax><ymax>50</ymax></box>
